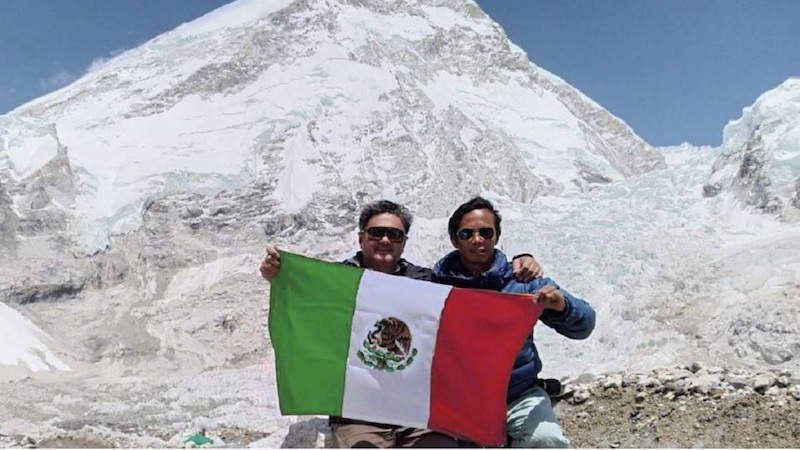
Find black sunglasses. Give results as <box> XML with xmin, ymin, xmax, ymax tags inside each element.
<box><xmin>363</xmin><ymin>226</ymin><xmax>406</xmax><ymax>242</ymax></box>
<box><xmin>456</xmin><ymin>227</ymin><xmax>495</xmax><ymax>241</ymax></box>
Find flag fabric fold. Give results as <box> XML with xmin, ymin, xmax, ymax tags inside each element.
<box><xmin>268</xmin><ymin>251</ymin><xmax>543</xmax><ymax>446</ymax></box>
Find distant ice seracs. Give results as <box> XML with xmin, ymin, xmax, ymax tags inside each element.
<box><xmin>706</xmin><ymin>77</ymin><xmax>800</xmax><ymax>219</ymax></box>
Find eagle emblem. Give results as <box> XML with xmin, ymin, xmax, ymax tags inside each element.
<box><xmin>357</xmin><ymin>317</ymin><xmax>418</xmax><ymax>372</ymax></box>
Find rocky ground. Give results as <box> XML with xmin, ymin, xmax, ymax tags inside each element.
<box><xmin>556</xmin><ymin>364</ymin><xmax>800</xmax><ymax>448</ymax></box>
<box><xmin>2</xmin><ymin>363</ymin><xmax>799</xmax><ymax>448</ymax></box>
<box><xmin>561</xmin><ymin>391</ymin><xmax>800</xmax><ymax>448</ymax></box>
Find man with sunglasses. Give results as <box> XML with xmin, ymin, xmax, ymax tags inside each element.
<box><xmin>432</xmin><ymin>196</ymin><xmax>596</xmax><ymax>448</ymax></box>
<box><xmin>259</xmin><ymin>199</ymin><xmax>543</xmax><ymax>448</ymax></box>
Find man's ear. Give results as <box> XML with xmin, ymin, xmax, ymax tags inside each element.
<box><xmin>450</xmin><ymin>235</ymin><xmax>458</xmax><ymax>247</ymax></box>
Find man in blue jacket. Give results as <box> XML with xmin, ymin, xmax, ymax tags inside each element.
<box><xmin>433</xmin><ymin>196</ymin><xmax>596</xmax><ymax>448</ymax></box>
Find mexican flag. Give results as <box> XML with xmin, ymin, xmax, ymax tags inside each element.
<box><xmin>268</xmin><ymin>251</ymin><xmax>543</xmax><ymax>446</ymax></box>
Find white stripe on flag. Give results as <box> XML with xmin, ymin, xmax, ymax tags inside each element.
<box><xmin>341</xmin><ymin>270</ymin><xmax>452</xmax><ymax>427</ymax></box>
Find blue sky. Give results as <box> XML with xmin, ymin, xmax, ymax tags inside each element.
<box><xmin>0</xmin><ymin>0</ymin><xmax>231</xmax><ymax>112</ymax></box>
<box><xmin>1</xmin><ymin>1</ymin><xmax>799</xmax><ymax>146</ymax></box>
<box><xmin>476</xmin><ymin>0</ymin><xmax>800</xmax><ymax>146</ymax></box>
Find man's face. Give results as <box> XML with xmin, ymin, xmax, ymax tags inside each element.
<box><xmin>358</xmin><ymin>213</ymin><xmax>407</xmax><ymax>272</ymax></box>
<box><xmin>451</xmin><ymin>208</ymin><xmax>498</xmax><ymax>270</ymax></box>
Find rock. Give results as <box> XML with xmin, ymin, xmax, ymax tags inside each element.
<box><xmin>636</xmin><ymin>375</ymin><xmax>658</xmax><ymax>388</ymax></box>
<box><xmin>709</xmin><ymin>387</ymin><xmax>726</xmax><ymax>399</ymax></box>
<box><xmin>789</xmin><ymin>386</ymin><xmax>800</xmax><ymax>401</ymax></box>
<box><xmin>702</xmin><ymin>183</ymin><xmax>721</xmax><ymax>197</ymax></box>
<box><xmin>753</xmin><ymin>375</ymin><xmax>775</xmax><ymax>393</ymax></box>
<box><xmin>689</xmin><ymin>374</ymin><xmax>722</xmax><ymax>395</ymax></box>
<box><xmin>182</xmin><ymin>207</ymin><xmax>204</xmax><ymax>219</ymax></box>
<box><xmin>656</xmin><ymin>368</ymin><xmax>693</xmax><ymax>383</ymax></box>
<box><xmin>571</xmin><ymin>389</ymin><xmax>591</xmax><ymax>404</ymax></box>
<box><xmin>602</xmin><ymin>374</ymin><xmax>623</xmax><ymax>390</ymax></box>
<box><xmin>663</xmin><ymin>381</ymin><xmax>687</xmax><ymax>395</ymax></box>
<box><xmin>280</xmin><ymin>420</ymin><xmax>327</xmax><ymax>448</ymax></box>
<box><xmin>1</xmin><ymin>280</ymin><xmax>85</xmax><ymax>304</ymax></box>
<box><xmin>765</xmin><ymin>386</ymin><xmax>781</xmax><ymax>396</ymax></box>
<box><xmin>725</xmin><ymin>374</ymin><xmax>750</xmax><ymax>389</ymax></box>
<box><xmin>621</xmin><ymin>374</ymin><xmax>637</xmax><ymax>387</ymax></box>
<box><xmin>211</xmin><ymin>206</ymin><xmax>232</xmax><ymax>216</ymax></box>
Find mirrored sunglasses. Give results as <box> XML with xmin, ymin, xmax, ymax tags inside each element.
<box><xmin>456</xmin><ymin>227</ymin><xmax>495</xmax><ymax>241</ymax></box>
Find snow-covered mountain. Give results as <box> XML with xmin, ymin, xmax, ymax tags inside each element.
<box><xmin>704</xmin><ymin>77</ymin><xmax>800</xmax><ymax>219</ymax></box>
<box><xmin>0</xmin><ymin>0</ymin><xmax>661</xmax><ymax>376</ymax></box>
<box><xmin>1</xmin><ymin>0</ymin><xmax>662</xmax><ymax>256</ymax></box>
<box><xmin>1</xmin><ymin>0</ymin><xmax>799</xmax><ymax>446</ymax></box>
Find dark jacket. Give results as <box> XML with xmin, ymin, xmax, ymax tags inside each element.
<box><xmin>342</xmin><ymin>252</ymin><xmax>433</xmax><ymax>281</ymax></box>
<box><xmin>329</xmin><ymin>251</ymin><xmax>432</xmax><ymax>427</ymax></box>
<box><xmin>432</xmin><ymin>249</ymin><xmax>596</xmax><ymax>404</ymax></box>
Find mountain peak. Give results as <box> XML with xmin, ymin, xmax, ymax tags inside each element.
<box><xmin>3</xmin><ymin>0</ymin><xmax>662</xmax><ymax>254</ymax></box>
<box><xmin>706</xmin><ymin>77</ymin><xmax>800</xmax><ymax>218</ymax></box>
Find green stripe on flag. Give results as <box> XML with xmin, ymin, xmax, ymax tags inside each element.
<box><xmin>268</xmin><ymin>252</ymin><xmax>364</xmax><ymax>415</ymax></box>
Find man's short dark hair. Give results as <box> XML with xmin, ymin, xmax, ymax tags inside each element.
<box><xmin>359</xmin><ymin>200</ymin><xmax>414</xmax><ymax>232</ymax></box>
<box><xmin>448</xmin><ymin>196</ymin><xmax>502</xmax><ymax>240</ymax></box>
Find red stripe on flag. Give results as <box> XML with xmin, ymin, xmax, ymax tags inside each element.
<box><xmin>428</xmin><ymin>288</ymin><xmax>543</xmax><ymax>446</ymax></box>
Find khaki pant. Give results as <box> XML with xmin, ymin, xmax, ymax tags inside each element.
<box><xmin>330</xmin><ymin>423</ymin><xmax>460</xmax><ymax>448</ymax></box>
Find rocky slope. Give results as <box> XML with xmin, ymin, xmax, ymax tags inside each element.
<box><xmin>2</xmin><ymin>364</ymin><xmax>798</xmax><ymax>448</ymax></box>
<box><xmin>557</xmin><ymin>363</ymin><xmax>800</xmax><ymax>448</ymax></box>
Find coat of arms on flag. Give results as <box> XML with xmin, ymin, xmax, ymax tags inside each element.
<box><xmin>357</xmin><ymin>317</ymin><xmax>419</xmax><ymax>372</ymax></box>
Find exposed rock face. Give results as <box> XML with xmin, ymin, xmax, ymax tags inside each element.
<box><xmin>704</xmin><ymin>77</ymin><xmax>800</xmax><ymax>220</ymax></box>
<box><xmin>704</xmin><ymin>125</ymin><xmax>783</xmax><ymax>213</ymax></box>
<box><xmin>0</xmin><ymin>179</ymin><xmax>18</xmax><ymax>252</ymax></box>
<box><xmin>0</xmin><ymin>119</ymin><xmax>88</xmax><ymax>310</ymax></box>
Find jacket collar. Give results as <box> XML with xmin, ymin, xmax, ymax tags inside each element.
<box><xmin>345</xmin><ymin>251</ymin><xmax>406</xmax><ymax>275</ymax></box>
<box><xmin>432</xmin><ymin>249</ymin><xmax>512</xmax><ymax>289</ymax></box>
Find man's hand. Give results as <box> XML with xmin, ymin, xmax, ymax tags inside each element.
<box><xmin>259</xmin><ymin>245</ymin><xmax>282</xmax><ymax>282</ymax></box>
<box><xmin>512</xmin><ymin>254</ymin><xmax>543</xmax><ymax>282</ymax></box>
<box><xmin>534</xmin><ymin>285</ymin><xmax>566</xmax><ymax>312</ymax></box>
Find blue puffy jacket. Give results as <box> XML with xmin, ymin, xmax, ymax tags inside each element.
<box><xmin>432</xmin><ymin>249</ymin><xmax>596</xmax><ymax>404</ymax></box>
